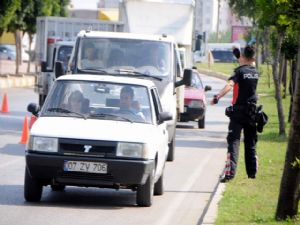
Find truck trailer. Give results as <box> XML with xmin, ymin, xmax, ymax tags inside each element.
<box><xmin>35</xmin><ymin>16</ymin><xmax>123</xmax><ymax>105</ymax></box>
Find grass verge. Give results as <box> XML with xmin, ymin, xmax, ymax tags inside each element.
<box><xmin>197</xmin><ymin>62</ymin><xmax>299</xmax><ymax>224</ymax></box>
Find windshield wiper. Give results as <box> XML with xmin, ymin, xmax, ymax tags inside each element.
<box><xmin>46</xmin><ymin>107</ymin><xmax>87</xmax><ymax>119</ymax></box>
<box><xmin>89</xmin><ymin>112</ymin><xmax>133</xmax><ymax>123</ymax></box>
<box><xmin>114</xmin><ymin>69</ymin><xmax>162</xmax><ymax>81</ymax></box>
<box><xmin>80</xmin><ymin>68</ymin><xmax>108</xmax><ymax>74</ymax></box>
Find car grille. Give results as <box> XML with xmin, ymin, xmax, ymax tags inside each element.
<box><xmin>59</xmin><ymin>138</ymin><xmax>117</xmax><ymax>157</ymax></box>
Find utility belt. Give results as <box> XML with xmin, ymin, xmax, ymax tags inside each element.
<box><xmin>225</xmin><ymin>102</ymin><xmax>257</xmax><ymax>119</ymax></box>
<box><xmin>225</xmin><ymin>102</ymin><xmax>268</xmax><ymax>133</ymax></box>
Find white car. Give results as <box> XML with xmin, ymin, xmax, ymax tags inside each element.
<box><xmin>25</xmin><ymin>74</ymin><xmax>172</xmax><ymax>207</ymax></box>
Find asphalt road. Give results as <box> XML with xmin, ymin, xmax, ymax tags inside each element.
<box><xmin>0</xmin><ymin>75</ymin><xmax>230</xmax><ymax>225</ymax></box>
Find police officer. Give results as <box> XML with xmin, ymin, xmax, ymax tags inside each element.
<box><xmin>211</xmin><ymin>45</ymin><xmax>259</xmax><ymax>183</ymax></box>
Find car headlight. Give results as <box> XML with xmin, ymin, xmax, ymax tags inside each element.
<box><xmin>116</xmin><ymin>142</ymin><xmax>148</xmax><ymax>159</ymax></box>
<box><xmin>27</xmin><ymin>136</ymin><xmax>58</xmax><ymax>152</ymax></box>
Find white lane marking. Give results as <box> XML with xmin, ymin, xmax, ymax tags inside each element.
<box><xmin>157</xmin><ymin>153</ymin><xmax>212</xmax><ymax>225</ymax></box>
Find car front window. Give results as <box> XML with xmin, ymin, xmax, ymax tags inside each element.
<box><xmin>42</xmin><ymin>80</ymin><xmax>152</xmax><ymax>124</ymax></box>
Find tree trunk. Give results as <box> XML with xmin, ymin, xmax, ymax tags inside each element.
<box><xmin>255</xmin><ymin>30</ymin><xmax>260</xmax><ymax>69</ymax></box>
<box><xmin>289</xmin><ymin>60</ymin><xmax>297</xmax><ymax>122</ymax></box>
<box><xmin>272</xmin><ymin>32</ymin><xmax>286</xmax><ymax>136</ymax></box>
<box><xmin>27</xmin><ymin>33</ymin><xmax>33</xmax><ymax>73</ymax></box>
<box><xmin>280</xmin><ymin>57</ymin><xmax>287</xmax><ymax>99</ymax></box>
<box><xmin>276</xmin><ymin>33</ymin><xmax>300</xmax><ymax>221</ymax></box>
<box><xmin>14</xmin><ymin>30</ymin><xmax>22</xmax><ymax>74</ymax></box>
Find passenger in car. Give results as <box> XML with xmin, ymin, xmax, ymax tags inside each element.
<box><xmin>67</xmin><ymin>90</ymin><xmax>88</xmax><ymax>114</ymax></box>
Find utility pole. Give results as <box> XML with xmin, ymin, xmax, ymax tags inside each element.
<box><xmin>216</xmin><ymin>0</ymin><xmax>221</xmax><ymax>42</ymax></box>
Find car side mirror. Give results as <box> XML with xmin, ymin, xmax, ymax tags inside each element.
<box><xmin>41</xmin><ymin>61</ymin><xmax>48</xmax><ymax>72</ymax></box>
<box><xmin>205</xmin><ymin>85</ymin><xmax>212</xmax><ymax>92</ymax></box>
<box><xmin>175</xmin><ymin>68</ymin><xmax>192</xmax><ymax>88</ymax></box>
<box><xmin>55</xmin><ymin>61</ymin><xmax>65</xmax><ymax>78</ymax></box>
<box><xmin>158</xmin><ymin>112</ymin><xmax>173</xmax><ymax>124</ymax></box>
<box><xmin>27</xmin><ymin>103</ymin><xmax>40</xmax><ymax>116</ymax></box>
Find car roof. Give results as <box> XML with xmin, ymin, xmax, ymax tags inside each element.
<box><xmin>57</xmin><ymin>74</ymin><xmax>156</xmax><ymax>88</ymax></box>
<box><xmin>77</xmin><ymin>30</ymin><xmax>175</xmax><ymax>43</ymax></box>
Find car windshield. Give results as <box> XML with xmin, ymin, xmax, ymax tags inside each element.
<box><xmin>41</xmin><ymin>80</ymin><xmax>153</xmax><ymax>124</ymax></box>
<box><xmin>77</xmin><ymin>38</ymin><xmax>171</xmax><ymax>77</ymax></box>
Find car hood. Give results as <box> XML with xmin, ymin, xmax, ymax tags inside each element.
<box><xmin>30</xmin><ymin>117</ymin><xmax>158</xmax><ymax>143</ymax></box>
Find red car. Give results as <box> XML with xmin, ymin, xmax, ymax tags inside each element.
<box><xmin>180</xmin><ymin>70</ymin><xmax>211</xmax><ymax>128</ymax></box>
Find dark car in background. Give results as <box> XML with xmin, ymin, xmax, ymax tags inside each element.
<box><xmin>180</xmin><ymin>69</ymin><xmax>211</xmax><ymax>128</ymax></box>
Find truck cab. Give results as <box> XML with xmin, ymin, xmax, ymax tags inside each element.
<box><xmin>36</xmin><ymin>41</ymin><xmax>74</xmax><ymax>106</ymax></box>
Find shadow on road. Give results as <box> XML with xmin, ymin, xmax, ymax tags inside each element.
<box><xmin>0</xmin><ymin>184</ymin><xmax>138</xmax><ymax>209</ymax></box>
<box><xmin>0</xmin><ymin>143</ymin><xmax>25</xmax><ymax>156</ymax></box>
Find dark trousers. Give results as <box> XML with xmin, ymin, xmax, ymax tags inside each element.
<box><xmin>226</xmin><ymin>114</ymin><xmax>258</xmax><ymax>177</ymax></box>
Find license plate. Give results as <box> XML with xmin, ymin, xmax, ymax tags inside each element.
<box><xmin>64</xmin><ymin>161</ymin><xmax>107</xmax><ymax>174</ymax></box>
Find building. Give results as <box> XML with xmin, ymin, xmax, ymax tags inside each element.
<box><xmin>195</xmin><ymin>0</ymin><xmax>252</xmax><ymax>43</ymax></box>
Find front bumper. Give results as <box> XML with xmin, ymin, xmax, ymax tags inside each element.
<box><xmin>180</xmin><ymin>106</ymin><xmax>205</xmax><ymax>122</ymax></box>
<box><xmin>26</xmin><ymin>152</ymin><xmax>154</xmax><ymax>188</ymax></box>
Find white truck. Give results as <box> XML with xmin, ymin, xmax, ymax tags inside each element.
<box><xmin>34</xmin><ymin>16</ymin><xmax>123</xmax><ymax>106</ymax></box>
<box><xmin>119</xmin><ymin>0</ymin><xmax>195</xmax><ymax>160</ymax></box>
<box><xmin>54</xmin><ymin>1</ymin><xmax>195</xmax><ymax>162</ymax></box>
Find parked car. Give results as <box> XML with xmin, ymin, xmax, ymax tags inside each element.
<box><xmin>0</xmin><ymin>45</ymin><xmax>16</xmax><ymax>60</ymax></box>
<box><xmin>211</xmin><ymin>49</ymin><xmax>237</xmax><ymax>63</ymax></box>
<box><xmin>180</xmin><ymin>69</ymin><xmax>211</xmax><ymax>128</ymax></box>
<box><xmin>25</xmin><ymin>74</ymin><xmax>172</xmax><ymax>207</ymax></box>
<box><xmin>0</xmin><ymin>44</ymin><xmax>30</xmax><ymax>61</ymax></box>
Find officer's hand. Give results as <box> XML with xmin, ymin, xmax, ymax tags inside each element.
<box><xmin>210</xmin><ymin>95</ymin><xmax>219</xmax><ymax>105</ymax></box>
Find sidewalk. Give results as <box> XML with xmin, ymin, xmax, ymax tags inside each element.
<box><xmin>0</xmin><ymin>60</ymin><xmax>36</xmax><ymax>89</ymax></box>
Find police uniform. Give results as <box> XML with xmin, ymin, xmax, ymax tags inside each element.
<box><xmin>224</xmin><ymin>64</ymin><xmax>259</xmax><ymax>180</ymax></box>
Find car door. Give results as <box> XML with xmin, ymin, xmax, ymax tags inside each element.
<box><xmin>150</xmin><ymin>87</ymin><xmax>168</xmax><ymax>177</ymax></box>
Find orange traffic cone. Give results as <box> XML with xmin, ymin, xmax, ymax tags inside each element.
<box><xmin>20</xmin><ymin>116</ymin><xmax>29</xmax><ymax>144</ymax></box>
<box><xmin>29</xmin><ymin>115</ymin><xmax>37</xmax><ymax>129</ymax></box>
<box><xmin>1</xmin><ymin>93</ymin><xmax>8</xmax><ymax>113</ymax></box>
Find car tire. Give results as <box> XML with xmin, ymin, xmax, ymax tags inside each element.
<box><xmin>167</xmin><ymin>138</ymin><xmax>175</xmax><ymax>162</ymax></box>
<box><xmin>24</xmin><ymin>167</ymin><xmax>43</xmax><ymax>202</ymax></box>
<box><xmin>154</xmin><ymin>171</ymin><xmax>164</xmax><ymax>195</ymax></box>
<box><xmin>51</xmin><ymin>184</ymin><xmax>66</xmax><ymax>192</ymax></box>
<box><xmin>198</xmin><ymin>116</ymin><xmax>205</xmax><ymax>129</ymax></box>
<box><xmin>136</xmin><ymin>169</ymin><xmax>154</xmax><ymax>207</ymax></box>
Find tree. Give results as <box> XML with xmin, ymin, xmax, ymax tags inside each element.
<box><xmin>275</xmin><ymin>0</ymin><xmax>300</xmax><ymax>220</ymax></box>
<box><xmin>0</xmin><ymin>0</ymin><xmax>20</xmax><ymax>34</ymax></box>
<box><xmin>276</xmin><ymin>31</ymin><xmax>300</xmax><ymax>220</ymax></box>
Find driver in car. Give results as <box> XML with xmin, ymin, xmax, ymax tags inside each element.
<box><xmin>119</xmin><ymin>86</ymin><xmax>145</xmax><ymax>121</ymax></box>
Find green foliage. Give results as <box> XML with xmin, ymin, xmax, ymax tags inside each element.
<box><xmin>0</xmin><ymin>0</ymin><xmax>21</xmax><ymax>34</ymax></box>
<box><xmin>0</xmin><ymin>0</ymin><xmax>70</xmax><ymax>35</ymax></box>
<box><xmin>228</xmin><ymin>0</ymin><xmax>256</xmax><ymax>21</ymax></box>
<box><xmin>281</xmin><ymin>30</ymin><xmax>299</xmax><ymax>60</ymax></box>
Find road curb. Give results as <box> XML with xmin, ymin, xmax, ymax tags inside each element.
<box><xmin>197</xmin><ymin>68</ymin><xmax>229</xmax><ymax>81</ymax></box>
<box><xmin>200</xmin><ymin>183</ymin><xmax>226</xmax><ymax>225</ymax></box>
<box><xmin>0</xmin><ymin>74</ymin><xmax>36</xmax><ymax>89</ymax></box>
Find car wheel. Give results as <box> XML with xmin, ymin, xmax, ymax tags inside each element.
<box><xmin>198</xmin><ymin>116</ymin><xmax>205</xmax><ymax>129</ymax></box>
<box><xmin>136</xmin><ymin>169</ymin><xmax>154</xmax><ymax>207</ymax></box>
<box><xmin>24</xmin><ymin>167</ymin><xmax>43</xmax><ymax>202</ymax></box>
<box><xmin>167</xmin><ymin>138</ymin><xmax>175</xmax><ymax>161</ymax></box>
<box><xmin>154</xmin><ymin>171</ymin><xmax>164</xmax><ymax>195</ymax></box>
<box><xmin>51</xmin><ymin>184</ymin><xmax>66</xmax><ymax>191</ymax></box>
